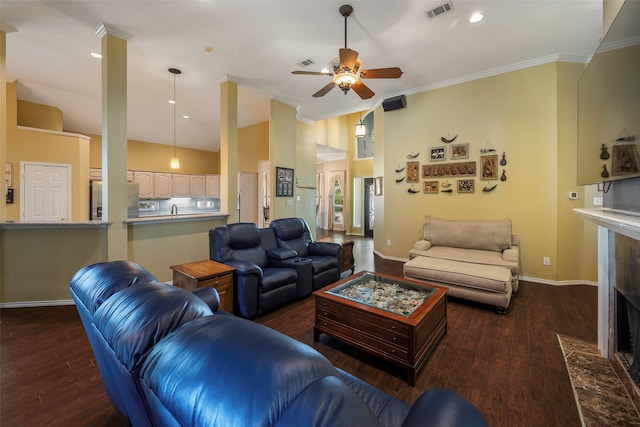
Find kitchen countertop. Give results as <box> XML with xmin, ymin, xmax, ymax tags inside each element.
<box><xmin>0</xmin><ymin>220</ymin><xmax>108</xmax><ymax>229</ymax></box>
<box><xmin>125</xmin><ymin>212</ymin><xmax>228</xmax><ymax>224</ymax></box>
<box><xmin>1</xmin><ymin>213</ymin><xmax>228</xmax><ymax>228</ymax></box>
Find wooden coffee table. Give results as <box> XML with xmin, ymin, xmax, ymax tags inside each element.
<box><xmin>313</xmin><ymin>271</ymin><xmax>447</xmax><ymax>386</ymax></box>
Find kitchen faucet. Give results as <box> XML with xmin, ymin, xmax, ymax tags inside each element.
<box><xmin>171</xmin><ymin>204</ymin><xmax>178</xmax><ymax>215</ymax></box>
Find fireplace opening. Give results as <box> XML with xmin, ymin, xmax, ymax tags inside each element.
<box><xmin>617</xmin><ymin>291</ymin><xmax>640</xmax><ymax>386</ymax></box>
<box><xmin>615</xmin><ymin>233</ymin><xmax>640</xmax><ymax>391</ymax></box>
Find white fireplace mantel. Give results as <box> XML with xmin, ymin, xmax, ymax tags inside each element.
<box><xmin>574</xmin><ymin>208</ymin><xmax>640</xmax><ymax>242</ymax></box>
<box><xmin>574</xmin><ymin>207</ymin><xmax>640</xmax><ymax>357</ymax></box>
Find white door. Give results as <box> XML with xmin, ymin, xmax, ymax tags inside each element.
<box><xmin>22</xmin><ymin>162</ymin><xmax>71</xmax><ymax>222</ymax></box>
<box><xmin>238</xmin><ymin>172</ymin><xmax>258</xmax><ymax>223</ymax></box>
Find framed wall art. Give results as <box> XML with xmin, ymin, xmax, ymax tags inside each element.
<box><xmin>275</xmin><ymin>167</ymin><xmax>294</xmax><ymax>197</ymax></box>
<box><xmin>480</xmin><ymin>154</ymin><xmax>498</xmax><ymax>180</ymax></box>
<box><xmin>612</xmin><ymin>144</ymin><xmax>640</xmax><ymax>176</ymax></box>
<box><xmin>429</xmin><ymin>146</ymin><xmax>446</xmax><ymax>161</ymax></box>
<box><xmin>457</xmin><ymin>179</ymin><xmax>475</xmax><ymax>193</ymax></box>
<box><xmin>423</xmin><ymin>181</ymin><xmax>439</xmax><ymax>193</ymax></box>
<box><xmin>450</xmin><ymin>143</ymin><xmax>469</xmax><ymax>160</ymax></box>
<box><xmin>406</xmin><ymin>161</ymin><xmax>420</xmax><ymax>182</ymax></box>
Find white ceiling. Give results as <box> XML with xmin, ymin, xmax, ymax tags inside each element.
<box><xmin>3</xmin><ymin>0</ymin><xmax>604</xmax><ymax>158</ymax></box>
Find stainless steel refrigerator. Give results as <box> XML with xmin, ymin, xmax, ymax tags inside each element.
<box><xmin>90</xmin><ymin>181</ymin><xmax>140</xmax><ymax>219</ymax></box>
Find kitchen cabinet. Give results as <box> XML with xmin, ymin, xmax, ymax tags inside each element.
<box><xmin>206</xmin><ymin>174</ymin><xmax>220</xmax><ymax>198</ymax></box>
<box><xmin>92</xmin><ymin>169</ymin><xmax>134</xmax><ymax>183</ymax></box>
<box><xmin>154</xmin><ymin>173</ymin><xmax>172</xmax><ymax>198</ymax></box>
<box><xmin>172</xmin><ymin>174</ymin><xmax>190</xmax><ymax>197</ymax></box>
<box><xmin>134</xmin><ymin>171</ymin><xmax>155</xmax><ymax>198</ymax></box>
<box><xmin>190</xmin><ymin>175</ymin><xmax>206</xmax><ymax>198</ymax></box>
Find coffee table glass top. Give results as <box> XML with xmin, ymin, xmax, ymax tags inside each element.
<box><xmin>326</xmin><ymin>272</ymin><xmax>436</xmax><ymax>317</ymax></box>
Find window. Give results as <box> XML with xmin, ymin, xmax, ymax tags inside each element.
<box><xmin>356</xmin><ymin>111</ymin><xmax>374</xmax><ymax>159</ymax></box>
<box><xmin>353</xmin><ymin>177</ymin><xmax>362</xmax><ymax>228</ymax></box>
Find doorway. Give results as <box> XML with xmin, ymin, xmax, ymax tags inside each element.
<box><xmin>21</xmin><ymin>162</ymin><xmax>71</xmax><ymax>222</ymax></box>
<box><xmin>364</xmin><ymin>177</ymin><xmax>374</xmax><ymax>237</ymax></box>
<box><xmin>238</xmin><ymin>172</ymin><xmax>258</xmax><ymax>223</ymax></box>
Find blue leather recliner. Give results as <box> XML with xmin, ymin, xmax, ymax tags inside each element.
<box><xmin>209</xmin><ymin>222</ymin><xmax>299</xmax><ymax>319</ymax></box>
<box><xmin>269</xmin><ymin>217</ymin><xmax>342</xmax><ymax>291</ymax></box>
<box><xmin>71</xmin><ymin>261</ymin><xmax>489</xmax><ymax>427</ymax></box>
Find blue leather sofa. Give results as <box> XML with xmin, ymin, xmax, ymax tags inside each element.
<box><xmin>209</xmin><ymin>219</ymin><xmax>342</xmax><ymax>319</ymax></box>
<box><xmin>70</xmin><ymin>261</ymin><xmax>489</xmax><ymax>427</ymax></box>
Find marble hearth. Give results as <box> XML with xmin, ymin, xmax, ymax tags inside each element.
<box><xmin>575</xmin><ymin>207</ymin><xmax>640</xmax><ymax>411</ymax></box>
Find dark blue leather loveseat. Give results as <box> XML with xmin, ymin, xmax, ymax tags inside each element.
<box><xmin>70</xmin><ymin>261</ymin><xmax>489</xmax><ymax>427</ymax></box>
<box><xmin>209</xmin><ymin>218</ymin><xmax>342</xmax><ymax>319</ymax></box>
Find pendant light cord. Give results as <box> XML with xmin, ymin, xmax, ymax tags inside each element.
<box><xmin>173</xmin><ymin>73</ymin><xmax>176</xmax><ymax>158</ymax></box>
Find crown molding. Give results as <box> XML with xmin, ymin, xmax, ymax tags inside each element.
<box><xmin>95</xmin><ymin>23</ymin><xmax>133</xmax><ymax>40</ymax></box>
<box><xmin>0</xmin><ymin>21</ymin><xmax>17</xmax><ymax>33</ymax></box>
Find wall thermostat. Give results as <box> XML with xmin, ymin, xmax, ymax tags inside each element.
<box><xmin>568</xmin><ymin>191</ymin><xmax>578</xmax><ymax>200</ymax></box>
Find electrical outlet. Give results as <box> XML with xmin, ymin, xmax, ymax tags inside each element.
<box><xmin>543</xmin><ymin>257</ymin><xmax>551</xmax><ymax>266</ymax></box>
<box><xmin>594</xmin><ymin>196</ymin><xmax>603</xmax><ymax>206</ymax></box>
<box><xmin>386</xmin><ymin>239</ymin><xmax>391</xmax><ymax>246</ymax></box>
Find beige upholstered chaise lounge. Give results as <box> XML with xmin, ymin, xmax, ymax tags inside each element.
<box><xmin>403</xmin><ymin>216</ymin><xmax>519</xmax><ymax>313</ymax></box>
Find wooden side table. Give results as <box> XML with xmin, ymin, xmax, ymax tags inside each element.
<box><xmin>170</xmin><ymin>259</ymin><xmax>235</xmax><ymax>313</ymax></box>
<box><xmin>319</xmin><ymin>237</ymin><xmax>355</xmax><ymax>274</ymax></box>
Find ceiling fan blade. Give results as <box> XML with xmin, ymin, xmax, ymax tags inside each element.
<box><xmin>351</xmin><ymin>80</ymin><xmax>374</xmax><ymax>99</ymax></box>
<box><xmin>339</xmin><ymin>48</ymin><xmax>359</xmax><ymax>70</ymax></box>
<box><xmin>359</xmin><ymin>67</ymin><xmax>403</xmax><ymax>79</ymax></box>
<box><xmin>313</xmin><ymin>82</ymin><xmax>337</xmax><ymax>97</ymax></box>
<box><xmin>292</xmin><ymin>70</ymin><xmax>333</xmax><ymax>76</ymax></box>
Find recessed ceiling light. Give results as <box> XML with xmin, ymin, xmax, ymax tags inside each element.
<box><xmin>168</xmin><ymin>100</ymin><xmax>176</xmax><ymax>105</ymax></box>
<box><xmin>469</xmin><ymin>12</ymin><xmax>484</xmax><ymax>23</ymax></box>
<box><xmin>90</xmin><ymin>52</ymin><xmax>102</xmax><ymax>59</ymax></box>
<box><xmin>182</xmin><ymin>115</ymin><xmax>190</xmax><ymax>119</ymax></box>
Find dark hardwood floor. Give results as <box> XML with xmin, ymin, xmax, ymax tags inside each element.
<box><xmin>1</xmin><ymin>232</ymin><xmax>597</xmax><ymax>426</ymax></box>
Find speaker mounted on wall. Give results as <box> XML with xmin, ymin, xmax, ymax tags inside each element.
<box><xmin>382</xmin><ymin>95</ymin><xmax>406</xmax><ymax>112</ymax></box>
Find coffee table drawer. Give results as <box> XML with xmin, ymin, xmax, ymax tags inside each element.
<box><xmin>316</xmin><ymin>317</ymin><xmax>410</xmax><ymax>364</ymax></box>
<box><xmin>316</xmin><ymin>299</ymin><xmax>409</xmax><ymax>335</ymax></box>
<box><xmin>316</xmin><ymin>301</ymin><xmax>409</xmax><ymax>348</ymax></box>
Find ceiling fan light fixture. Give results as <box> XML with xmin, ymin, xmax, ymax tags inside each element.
<box><xmin>333</xmin><ymin>72</ymin><xmax>358</xmax><ymax>93</ymax></box>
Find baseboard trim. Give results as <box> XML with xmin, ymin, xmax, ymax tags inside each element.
<box><xmin>373</xmin><ymin>249</ymin><xmax>408</xmax><ymax>263</ymax></box>
<box><xmin>373</xmin><ymin>251</ymin><xmax>598</xmax><ymax>287</ymax></box>
<box><xmin>0</xmin><ymin>299</ymin><xmax>75</xmax><ymax>308</ymax></box>
<box><xmin>520</xmin><ymin>276</ymin><xmax>598</xmax><ymax>287</ymax></box>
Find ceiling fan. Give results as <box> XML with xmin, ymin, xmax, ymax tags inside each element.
<box><xmin>292</xmin><ymin>4</ymin><xmax>403</xmax><ymax>100</ymax></box>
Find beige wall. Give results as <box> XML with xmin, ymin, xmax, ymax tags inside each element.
<box><xmin>88</xmin><ymin>133</ymin><xmax>219</xmax><ymax>174</ymax></box>
<box><xmin>17</xmin><ymin>99</ymin><xmax>63</xmax><ymax>131</ymax></box>
<box><xmin>238</xmin><ymin>121</ymin><xmax>269</xmax><ymax>173</ymax></box>
<box><xmin>6</xmin><ymin>83</ymin><xmax>91</xmax><ymax>222</ymax></box>
<box><xmin>1</xmin><ymin>227</ymin><xmax>107</xmax><ymax>302</ymax></box>
<box><xmin>377</xmin><ymin>62</ymin><xmax>594</xmax><ymax>283</ymax></box>
<box><xmin>128</xmin><ymin>218</ymin><xmax>227</xmax><ymax>282</ymax></box>
<box><xmin>269</xmin><ymin>99</ymin><xmax>297</xmax><ymax>220</ymax></box>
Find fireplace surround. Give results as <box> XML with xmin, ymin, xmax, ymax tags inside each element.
<box><xmin>575</xmin><ymin>177</ymin><xmax>640</xmax><ymax>411</ymax></box>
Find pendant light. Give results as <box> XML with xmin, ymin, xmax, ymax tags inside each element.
<box><xmin>355</xmin><ymin>112</ymin><xmax>366</xmax><ymax>138</ymax></box>
<box><xmin>169</xmin><ymin>67</ymin><xmax>181</xmax><ymax>169</ymax></box>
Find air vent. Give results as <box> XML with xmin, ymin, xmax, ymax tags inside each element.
<box><xmin>297</xmin><ymin>58</ymin><xmax>315</xmax><ymax>68</ymax></box>
<box><xmin>425</xmin><ymin>1</ymin><xmax>453</xmax><ymax>19</ymax></box>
